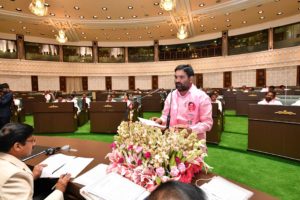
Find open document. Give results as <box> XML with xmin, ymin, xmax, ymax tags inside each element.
<box><xmin>199</xmin><ymin>176</ymin><xmax>254</xmax><ymax>200</ymax></box>
<box><xmin>39</xmin><ymin>153</ymin><xmax>94</xmax><ymax>178</ymax></box>
<box><xmin>138</xmin><ymin>117</ymin><xmax>166</xmax><ymax>129</ymax></box>
<box><xmin>80</xmin><ymin>172</ymin><xmax>150</xmax><ymax>200</ymax></box>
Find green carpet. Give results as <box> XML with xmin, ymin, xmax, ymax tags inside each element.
<box><xmin>24</xmin><ymin>112</ymin><xmax>300</xmax><ymax>200</ymax></box>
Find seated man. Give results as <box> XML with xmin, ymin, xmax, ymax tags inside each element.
<box><xmin>210</xmin><ymin>93</ymin><xmax>222</xmax><ymax>112</ymax></box>
<box><xmin>53</xmin><ymin>95</ymin><xmax>66</xmax><ymax>103</ymax></box>
<box><xmin>82</xmin><ymin>93</ymin><xmax>91</xmax><ymax>108</ymax></box>
<box><xmin>106</xmin><ymin>94</ymin><xmax>116</xmax><ymax>102</ymax></box>
<box><xmin>67</xmin><ymin>94</ymin><xmax>81</xmax><ymax>114</ymax></box>
<box><xmin>146</xmin><ymin>181</ymin><xmax>207</xmax><ymax>200</ymax></box>
<box><xmin>0</xmin><ymin>123</ymin><xmax>71</xmax><ymax>200</ymax></box>
<box><xmin>258</xmin><ymin>91</ymin><xmax>282</xmax><ymax>105</ymax></box>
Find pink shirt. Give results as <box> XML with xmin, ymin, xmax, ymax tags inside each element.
<box><xmin>258</xmin><ymin>99</ymin><xmax>283</xmax><ymax>105</ymax></box>
<box><xmin>160</xmin><ymin>84</ymin><xmax>213</xmax><ymax>139</ymax></box>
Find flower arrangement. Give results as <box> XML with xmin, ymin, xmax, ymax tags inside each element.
<box><xmin>106</xmin><ymin>121</ymin><xmax>210</xmax><ymax>191</ymax></box>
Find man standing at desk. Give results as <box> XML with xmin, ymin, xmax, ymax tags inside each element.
<box><xmin>152</xmin><ymin>64</ymin><xmax>213</xmax><ymax>140</ymax></box>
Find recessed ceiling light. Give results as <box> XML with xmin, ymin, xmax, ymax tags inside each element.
<box><xmin>93</xmin><ymin>15</ymin><xmax>98</xmax><ymax>19</ymax></box>
<box><xmin>200</xmin><ymin>24</ymin><xmax>204</xmax><ymax>27</ymax></box>
<box><xmin>16</xmin><ymin>8</ymin><xmax>22</xmax><ymax>11</ymax></box>
<box><xmin>80</xmin><ymin>16</ymin><xmax>84</xmax><ymax>19</ymax></box>
<box><xmin>74</xmin><ymin>6</ymin><xmax>80</xmax><ymax>10</ymax></box>
<box><xmin>81</xmin><ymin>32</ymin><xmax>85</xmax><ymax>35</ymax></box>
<box><xmin>199</xmin><ymin>3</ymin><xmax>205</xmax><ymax>7</ymax></box>
<box><xmin>65</xmin><ymin>14</ymin><xmax>70</xmax><ymax>18</ymax></box>
<box><xmin>156</xmin><ymin>25</ymin><xmax>160</xmax><ymax>28</ymax></box>
<box><xmin>170</xmin><ymin>29</ymin><xmax>173</xmax><ymax>31</ymax></box>
<box><xmin>83</xmin><ymin>36</ymin><xmax>87</xmax><ymax>39</ymax></box>
<box><xmin>258</xmin><ymin>10</ymin><xmax>263</xmax><ymax>14</ymax></box>
<box><xmin>154</xmin><ymin>2</ymin><xmax>159</xmax><ymax>6</ymax></box>
<box><xmin>213</xmin><ymin>27</ymin><xmax>217</xmax><ymax>30</ymax></box>
<box><xmin>10</xmin><ymin>29</ymin><xmax>15</xmax><ymax>32</ymax></box>
<box><xmin>225</xmin><ymin>12</ymin><xmax>230</xmax><ymax>16</ymax></box>
<box><xmin>277</xmin><ymin>12</ymin><xmax>283</xmax><ymax>15</ymax></box>
<box><xmin>242</xmin><ymin>20</ymin><xmax>247</xmax><ymax>24</ymax></box>
<box><xmin>210</xmin><ymin>16</ymin><xmax>215</xmax><ymax>19</ymax></box>
<box><xmin>260</xmin><ymin>16</ymin><xmax>265</xmax><ymax>19</ymax></box>
<box><xmin>147</xmin><ymin>31</ymin><xmax>151</xmax><ymax>34</ymax></box>
<box><xmin>50</xmin><ymin>13</ymin><xmax>55</xmax><ymax>16</ymax></box>
<box><xmin>119</xmin><ymin>16</ymin><xmax>124</xmax><ymax>19</ymax></box>
<box><xmin>22</xmin><ymin>26</ymin><xmax>26</xmax><ymax>29</ymax></box>
<box><xmin>102</xmin><ymin>7</ymin><xmax>107</xmax><ymax>11</ymax></box>
<box><xmin>126</xmin><ymin>32</ymin><xmax>129</xmax><ymax>35</ymax></box>
<box><xmin>52</xmin><ymin>30</ymin><xmax>55</xmax><ymax>33</ymax></box>
<box><xmin>0</xmin><ymin>5</ymin><xmax>3</xmax><ymax>9</ymax></box>
<box><xmin>226</xmin><ymin>19</ymin><xmax>230</xmax><ymax>22</ymax></box>
<box><xmin>106</xmin><ymin>16</ymin><xmax>111</xmax><ymax>19</ymax></box>
<box><xmin>128</xmin><ymin>6</ymin><xmax>133</xmax><ymax>9</ymax></box>
<box><xmin>19</xmin><ymin>21</ymin><xmax>22</xmax><ymax>24</ymax></box>
<box><xmin>132</xmin><ymin>15</ymin><xmax>137</xmax><ymax>18</ymax></box>
<box><xmin>158</xmin><ymin>12</ymin><xmax>163</xmax><ymax>15</ymax></box>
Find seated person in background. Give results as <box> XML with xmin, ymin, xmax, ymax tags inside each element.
<box><xmin>135</xmin><ymin>88</ymin><xmax>142</xmax><ymax>94</ymax></box>
<box><xmin>241</xmin><ymin>85</ymin><xmax>249</xmax><ymax>93</ymax></box>
<box><xmin>67</xmin><ymin>94</ymin><xmax>80</xmax><ymax>114</ymax></box>
<box><xmin>106</xmin><ymin>94</ymin><xmax>116</xmax><ymax>102</ymax></box>
<box><xmin>227</xmin><ymin>86</ymin><xmax>237</xmax><ymax>92</ymax></box>
<box><xmin>260</xmin><ymin>85</ymin><xmax>268</xmax><ymax>92</ymax></box>
<box><xmin>258</xmin><ymin>91</ymin><xmax>283</xmax><ymax>105</ymax></box>
<box><xmin>13</xmin><ymin>95</ymin><xmax>21</xmax><ymax>111</ymax></box>
<box><xmin>122</xmin><ymin>94</ymin><xmax>133</xmax><ymax>109</ymax></box>
<box><xmin>44</xmin><ymin>90</ymin><xmax>55</xmax><ymax>103</ymax></box>
<box><xmin>146</xmin><ymin>181</ymin><xmax>207</xmax><ymax>200</ymax></box>
<box><xmin>53</xmin><ymin>95</ymin><xmax>66</xmax><ymax>103</ymax></box>
<box><xmin>0</xmin><ymin>123</ymin><xmax>71</xmax><ymax>200</ymax></box>
<box><xmin>81</xmin><ymin>93</ymin><xmax>91</xmax><ymax>108</ymax></box>
<box><xmin>210</xmin><ymin>93</ymin><xmax>222</xmax><ymax>112</ymax></box>
<box><xmin>291</xmin><ymin>99</ymin><xmax>300</xmax><ymax>106</ymax></box>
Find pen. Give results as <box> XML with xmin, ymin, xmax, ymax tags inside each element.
<box><xmin>51</xmin><ymin>163</ymin><xmax>66</xmax><ymax>174</ymax></box>
<box><xmin>51</xmin><ymin>173</ymin><xmax>69</xmax><ymax>190</ymax></box>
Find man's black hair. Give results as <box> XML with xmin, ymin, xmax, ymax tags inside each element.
<box><xmin>175</xmin><ymin>65</ymin><xmax>195</xmax><ymax>77</ymax></box>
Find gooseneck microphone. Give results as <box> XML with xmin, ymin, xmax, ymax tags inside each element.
<box><xmin>166</xmin><ymin>89</ymin><xmax>173</xmax><ymax>130</ymax></box>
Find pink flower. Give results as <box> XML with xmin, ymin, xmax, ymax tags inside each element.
<box><xmin>175</xmin><ymin>157</ymin><xmax>181</xmax><ymax>164</ymax></box>
<box><xmin>110</xmin><ymin>142</ymin><xmax>116</xmax><ymax>149</ymax></box>
<box><xmin>135</xmin><ymin>146</ymin><xmax>143</xmax><ymax>153</ymax></box>
<box><xmin>156</xmin><ymin>167</ymin><xmax>165</xmax><ymax>177</ymax></box>
<box><xmin>178</xmin><ymin>163</ymin><xmax>186</xmax><ymax>173</ymax></box>
<box><xmin>137</xmin><ymin>159</ymin><xmax>142</xmax><ymax>166</ymax></box>
<box><xmin>128</xmin><ymin>145</ymin><xmax>133</xmax><ymax>151</ymax></box>
<box><xmin>170</xmin><ymin>166</ymin><xmax>179</xmax><ymax>177</ymax></box>
<box><xmin>118</xmin><ymin>157</ymin><xmax>124</xmax><ymax>163</ymax></box>
<box><xmin>144</xmin><ymin>152</ymin><xmax>151</xmax><ymax>159</ymax></box>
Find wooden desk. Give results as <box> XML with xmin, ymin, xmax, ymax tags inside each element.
<box><xmin>26</xmin><ymin>136</ymin><xmax>277</xmax><ymax>200</ymax></box>
<box><xmin>141</xmin><ymin>93</ymin><xmax>163</xmax><ymax>112</ymax></box>
<box><xmin>223</xmin><ymin>91</ymin><xmax>237</xmax><ymax>110</ymax></box>
<box><xmin>206</xmin><ymin>103</ymin><xmax>222</xmax><ymax>144</ymax></box>
<box><xmin>248</xmin><ymin>104</ymin><xmax>300</xmax><ymax>161</ymax></box>
<box><xmin>33</xmin><ymin>102</ymin><xmax>77</xmax><ymax>133</ymax></box>
<box><xmin>236</xmin><ymin>92</ymin><xmax>264</xmax><ymax>116</ymax></box>
<box><xmin>90</xmin><ymin>102</ymin><xmax>127</xmax><ymax>133</ymax></box>
<box><xmin>21</xmin><ymin>94</ymin><xmax>45</xmax><ymax>114</ymax></box>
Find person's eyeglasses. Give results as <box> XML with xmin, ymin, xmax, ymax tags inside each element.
<box><xmin>26</xmin><ymin>137</ymin><xmax>36</xmax><ymax>144</ymax></box>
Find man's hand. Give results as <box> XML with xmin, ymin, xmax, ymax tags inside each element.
<box><xmin>55</xmin><ymin>173</ymin><xmax>71</xmax><ymax>193</ymax></box>
<box><xmin>150</xmin><ymin>117</ymin><xmax>163</xmax><ymax>125</ymax></box>
<box><xmin>174</xmin><ymin>124</ymin><xmax>192</xmax><ymax>134</ymax></box>
<box><xmin>32</xmin><ymin>164</ymin><xmax>47</xmax><ymax>180</ymax></box>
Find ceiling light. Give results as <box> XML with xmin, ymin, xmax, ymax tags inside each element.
<box><xmin>22</xmin><ymin>26</ymin><xmax>26</xmax><ymax>29</ymax></box>
<box><xmin>50</xmin><ymin>12</ymin><xmax>55</xmax><ymax>16</ymax></box>
<box><xmin>126</xmin><ymin>32</ymin><xmax>129</xmax><ymax>35</ymax></box>
<box><xmin>29</xmin><ymin>0</ymin><xmax>48</xmax><ymax>16</ymax></box>
<box><xmin>16</xmin><ymin>8</ymin><xmax>22</xmax><ymax>11</ymax></box>
<box><xmin>147</xmin><ymin>31</ymin><xmax>151</xmax><ymax>34</ymax></box>
<box><xmin>242</xmin><ymin>20</ymin><xmax>247</xmax><ymax>24</ymax></box>
<box><xmin>81</xmin><ymin>32</ymin><xmax>85</xmax><ymax>35</ymax></box>
<box><xmin>170</xmin><ymin>29</ymin><xmax>173</xmax><ymax>31</ymax></box>
<box><xmin>106</xmin><ymin>16</ymin><xmax>111</xmax><ymax>19</ymax></box>
<box><xmin>154</xmin><ymin>2</ymin><xmax>159</xmax><ymax>6</ymax></box>
<box><xmin>84</xmin><ymin>36</ymin><xmax>87</xmax><ymax>39</ymax></box>
<box><xmin>158</xmin><ymin>12</ymin><xmax>163</xmax><ymax>15</ymax></box>
<box><xmin>225</xmin><ymin>12</ymin><xmax>230</xmax><ymax>16</ymax></box>
<box><xmin>51</xmin><ymin>30</ymin><xmax>55</xmax><ymax>32</ymax></box>
<box><xmin>128</xmin><ymin>6</ymin><xmax>133</xmax><ymax>9</ymax></box>
<box><xmin>132</xmin><ymin>15</ymin><xmax>137</xmax><ymax>18</ymax></box>
<box><xmin>260</xmin><ymin>16</ymin><xmax>265</xmax><ymax>19</ymax></box>
<box><xmin>56</xmin><ymin>29</ymin><xmax>68</xmax><ymax>43</ymax></box>
<box><xmin>119</xmin><ymin>16</ymin><xmax>124</xmax><ymax>19</ymax></box>
<box><xmin>277</xmin><ymin>12</ymin><xmax>283</xmax><ymax>15</ymax></box>
<box><xmin>156</xmin><ymin>25</ymin><xmax>160</xmax><ymax>28</ymax></box>
<box><xmin>200</xmin><ymin>24</ymin><xmax>204</xmax><ymax>27</ymax></box>
<box><xmin>177</xmin><ymin>24</ymin><xmax>188</xmax><ymax>40</ymax></box>
<box><xmin>226</xmin><ymin>19</ymin><xmax>230</xmax><ymax>22</ymax></box>
<box><xmin>213</xmin><ymin>27</ymin><xmax>217</xmax><ymax>30</ymax></box>
<box><xmin>0</xmin><ymin>5</ymin><xmax>3</xmax><ymax>9</ymax></box>
<box><xmin>160</xmin><ymin>0</ymin><xmax>176</xmax><ymax>11</ymax></box>
<box><xmin>102</xmin><ymin>7</ymin><xmax>107</xmax><ymax>11</ymax></box>
<box><xmin>80</xmin><ymin>15</ymin><xmax>84</xmax><ymax>19</ymax></box>
<box><xmin>210</xmin><ymin>16</ymin><xmax>215</xmax><ymax>19</ymax></box>
<box><xmin>65</xmin><ymin>14</ymin><xmax>70</xmax><ymax>18</ymax></box>
<box><xmin>10</xmin><ymin>29</ymin><xmax>15</xmax><ymax>32</ymax></box>
<box><xmin>93</xmin><ymin>15</ymin><xmax>98</xmax><ymax>19</ymax></box>
<box><xmin>74</xmin><ymin>6</ymin><xmax>80</xmax><ymax>10</ymax></box>
<box><xmin>258</xmin><ymin>10</ymin><xmax>263</xmax><ymax>14</ymax></box>
<box><xmin>199</xmin><ymin>3</ymin><xmax>205</xmax><ymax>7</ymax></box>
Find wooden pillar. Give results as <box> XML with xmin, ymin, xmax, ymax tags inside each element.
<box><xmin>128</xmin><ymin>76</ymin><xmax>135</xmax><ymax>90</ymax></box>
<box><xmin>59</xmin><ymin>76</ymin><xmax>66</xmax><ymax>92</ymax></box>
<box><xmin>152</xmin><ymin>75</ymin><xmax>158</xmax><ymax>89</ymax></box>
<box><xmin>59</xmin><ymin>45</ymin><xmax>63</xmax><ymax>62</ymax></box>
<box><xmin>124</xmin><ymin>47</ymin><xmax>129</xmax><ymax>63</ymax></box>
<box><xmin>222</xmin><ymin>30</ymin><xmax>228</xmax><ymax>56</ymax></box>
<box><xmin>16</xmin><ymin>34</ymin><xmax>25</xmax><ymax>59</ymax></box>
<box><xmin>31</xmin><ymin>76</ymin><xmax>38</xmax><ymax>91</ymax></box>
<box><xmin>82</xmin><ymin>77</ymin><xmax>88</xmax><ymax>91</ymax></box>
<box><xmin>268</xmin><ymin>28</ymin><xmax>274</xmax><ymax>50</ymax></box>
<box><xmin>92</xmin><ymin>41</ymin><xmax>98</xmax><ymax>63</ymax></box>
<box><xmin>105</xmin><ymin>76</ymin><xmax>112</xmax><ymax>90</ymax></box>
<box><xmin>154</xmin><ymin>40</ymin><xmax>159</xmax><ymax>61</ymax></box>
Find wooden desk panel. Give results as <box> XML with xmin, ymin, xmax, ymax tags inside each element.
<box><xmin>207</xmin><ymin>103</ymin><xmax>222</xmax><ymax>144</ymax></box>
<box><xmin>223</xmin><ymin>91</ymin><xmax>237</xmax><ymax>110</ymax></box>
<box><xmin>236</xmin><ymin>92</ymin><xmax>264</xmax><ymax>116</ymax></box>
<box><xmin>26</xmin><ymin>136</ymin><xmax>278</xmax><ymax>200</ymax></box>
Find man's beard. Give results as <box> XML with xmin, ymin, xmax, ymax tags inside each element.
<box><xmin>176</xmin><ymin>82</ymin><xmax>190</xmax><ymax>91</ymax></box>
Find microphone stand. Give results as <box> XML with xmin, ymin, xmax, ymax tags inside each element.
<box><xmin>166</xmin><ymin>89</ymin><xmax>173</xmax><ymax>130</ymax></box>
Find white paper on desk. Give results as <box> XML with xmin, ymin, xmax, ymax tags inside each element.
<box><xmin>40</xmin><ymin>153</ymin><xmax>93</xmax><ymax>178</ymax></box>
<box><xmin>73</xmin><ymin>164</ymin><xmax>108</xmax><ymax>186</ymax></box>
<box><xmin>200</xmin><ymin>176</ymin><xmax>253</xmax><ymax>200</ymax></box>
<box><xmin>138</xmin><ymin>117</ymin><xmax>166</xmax><ymax>129</ymax></box>
<box><xmin>80</xmin><ymin>173</ymin><xmax>150</xmax><ymax>200</ymax></box>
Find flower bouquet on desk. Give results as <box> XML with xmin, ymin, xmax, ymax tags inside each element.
<box><xmin>106</xmin><ymin>121</ymin><xmax>211</xmax><ymax>191</ymax></box>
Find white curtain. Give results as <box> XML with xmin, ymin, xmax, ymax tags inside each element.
<box><xmin>66</xmin><ymin>77</ymin><xmax>83</xmax><ymax>93</ymax></box>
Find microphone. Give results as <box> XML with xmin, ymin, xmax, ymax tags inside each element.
<box><xmin>166</xmin><ymin>89</ymin><xmax>173</xmax><ymax>130</ymax></box>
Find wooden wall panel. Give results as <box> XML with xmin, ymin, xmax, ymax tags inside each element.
<box><xmin>31</xmin><ymin>76</ymin><xmax>38</xmax><ymax>91</ymax></box>
<box><xmin>82</xmin><ymin>76</ymin><xmax>88</xmax><ymax>91</ymax></box>
<box><xmin>105</xmin><ymin>76</ymin><xmax>112</xmax><ymax>90</ymax></box>
<box><xmin>223</xmin><ymin>71</ymin><xmax>232</xmax><ymax>88</ymax></box>
<box><xmin>256</xmin><ymin>69</ymin><xmax>266</xmax><ymax>87</ymax></box>
<box><xmin>152</xmin><ymin>75</ymin><xmax>158</xmax><ymax>89</ymax></box>
<box><xmin>195</xmin><ymin>73</ymin><xmax>203</xmax><ymax>88</ymax></box>
<box><xmin>128</xmin><ymin>76</ymin><xmax>135</xmax><ymax>90</ymax></box>
<box><xmin>59</xmin><ymin>76</ymin><xmax>66</xmax><ymax>92</ymax></box>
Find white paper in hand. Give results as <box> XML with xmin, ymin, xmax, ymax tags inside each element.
<box><xmin>138</xmin><ymin>117</ymin><xmax>166</xmax><ymax>129</ymax></box>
